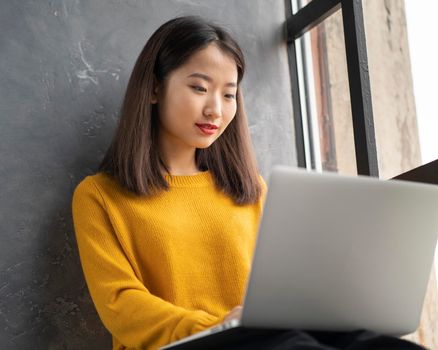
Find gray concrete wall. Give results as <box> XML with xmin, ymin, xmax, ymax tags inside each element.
<box><xmin>0</xmin><ymin>1</ymin><xmax>295</xmax><ymax>348</ymax></box>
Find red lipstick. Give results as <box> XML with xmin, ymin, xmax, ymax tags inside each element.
<box><xmin>195</xmin><ymin>123</ymin><xmax>218</xmax><ymax>135</ymax></box>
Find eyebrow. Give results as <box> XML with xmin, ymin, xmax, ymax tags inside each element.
<box><xmin>187</xmin><ymin>72</ymin><xmax>237</xmax><ymax>87</ymax></box>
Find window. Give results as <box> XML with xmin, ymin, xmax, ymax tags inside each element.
<box><xmin>286</xmin><ymin>0</ymin><xmax>378</xmax><ymax>177</ymax></box>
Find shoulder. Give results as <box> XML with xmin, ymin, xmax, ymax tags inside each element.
<box><xmin>72</xmin><ymin>174</ymin><xmax>100</xmax><ymax>210</ymax></box>
<box><xmin>72</xmin><ymin>172</ymin><xmax>118</xmax><ymax>203</ymax></box>
<box><xmin>73</xmin><ymin>173</ymin><xmax>102</xmax><ymax>194</ymax></box>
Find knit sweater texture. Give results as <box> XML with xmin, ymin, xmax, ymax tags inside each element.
<box><xmin>72</xmin><ymin>171</ymin><xmax>267</xmax><ymax>350</ymax></box>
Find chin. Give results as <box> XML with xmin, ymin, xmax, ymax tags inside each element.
<box><xmin>195</xmin><ymin>142</ymin><xmax>215</xmax><ymax>149</ymax></box>
<box><xmin>193</xmin><ymin>137</ymin><xmax>218</xmax><ymax>149</ymax></box>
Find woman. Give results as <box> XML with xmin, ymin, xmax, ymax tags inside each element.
<box><xmin>72</xmin><ymin>16</ymin><xmax>425</xmax><ymax>350</ymax></box>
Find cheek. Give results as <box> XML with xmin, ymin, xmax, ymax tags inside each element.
<box><xmin>160</xmin><ymin>90</ymin><xmax>196</xmax><ymax>124</ymax></box>
<box><xmin>170</xmin><ymin>91</ymin><xmax>189</xmax><ymax>111</ymax></box>
<box><xmin>174</xmin><ymin>91</ymin><xmax>200</xmax><ymax>116</ymax></box>
<box><xmin>219</xmin><ymin>108</ymin><xmax>236</xmax><ymax>135</ymax></box>
<box><xmin>224</xmin><ymin>103</ymin><xmax>237</xmax><ymax>124</ymax></box>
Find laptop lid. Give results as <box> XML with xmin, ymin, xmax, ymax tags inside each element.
<box><xmin>240</xmin><ymin>166</ymin><xmax>438</xmax><ymax>336</ymax></box>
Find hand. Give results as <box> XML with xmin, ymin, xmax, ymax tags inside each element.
<box><xmin>223</xmin><ymin>305</ymin><xmax>243</xmax><ymax>324</ymax></box>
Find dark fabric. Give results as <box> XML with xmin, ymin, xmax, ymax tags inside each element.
<box><xmin>229</xmin><ymin>329</ymin><xmax>426</xmax><ymax>350</ymax></box>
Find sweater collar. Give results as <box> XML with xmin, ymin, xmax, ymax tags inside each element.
<box><xmin>164</xmin><ymin>170</ymin><xmax>213</xmax><ymax>187</ymax></box>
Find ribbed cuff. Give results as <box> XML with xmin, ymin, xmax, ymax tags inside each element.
<box><xmin>172</xmin><ymin>310</ymin><xmax>221</xmax><ymax>341</ymax></box>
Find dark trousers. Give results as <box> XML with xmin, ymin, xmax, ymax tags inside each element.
<box><xmin>232</xmin><ymin>329</ymin><xmax>426</xmax><ymax>350</ymax></box>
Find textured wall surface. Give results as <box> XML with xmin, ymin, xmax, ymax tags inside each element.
<box><xmin>364</xmin><ymin>0</ymin><xmax>422</xmax><ymax>180</ymax></box>
<box><xmin>0</xmin><ymin>1</ymin><xmax>295</xmax><ymax>348</ymax></box>
<box><xmin>324</xmin><ymin>0</ymin><xmax>422</xmax><ymax>179</ymax></box>
<box><xmin>323</xmin><ymin>9</ymin><xmax>357</xmax><ymax>176</ymax></box>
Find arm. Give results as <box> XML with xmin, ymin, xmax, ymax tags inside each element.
<box><xmin>72</xmin><ymin>177</ymin><xmax>223</xmax><ymax>349</ymax></box>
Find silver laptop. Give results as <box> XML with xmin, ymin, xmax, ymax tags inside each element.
<box><xmin>160</xmin><ymin>165</ymin><xmax>438</xmax><ymax>349</ymax></box>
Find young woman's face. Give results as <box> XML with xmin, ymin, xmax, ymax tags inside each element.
<box><xmin>155</xmin><ymin>43</ymin><xmax>238</xmax><ymax>152</ymax></box>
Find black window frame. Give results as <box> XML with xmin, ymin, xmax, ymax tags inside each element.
<box><xmin>285</xmin><ymin>0</ymin><xmax>379</xmax><ymax>177</ymax></box>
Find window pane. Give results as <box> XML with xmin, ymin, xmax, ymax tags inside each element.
<box><xmin>297</xmin><ymin>9</ymin><xmax>357</xmax><ymax>176</ymax></box>
<box><xmin>294</xmin><ymin>0</ymin><xmax>313</xmax><ymax>13</ymax></box>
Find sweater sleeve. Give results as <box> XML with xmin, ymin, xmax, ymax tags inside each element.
<box><xmin>71</xmin><ymin>177</ymin><xmax>224</xmax><ymax>349</ymax></box>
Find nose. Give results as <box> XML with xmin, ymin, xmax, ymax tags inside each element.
<box><xmin>203</xmin><ymin>93</ymin><xmax>222</xmax><ymax>119</ymax></box>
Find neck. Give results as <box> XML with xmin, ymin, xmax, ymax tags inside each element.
<box><xmin>159</xmin><ymin>143</ymin><xmax>199</xmax><ymax>176</ymax></box>
<box><xmin>166</xmin><ymin>164</ymin><xmax>201</xmax><ymax>176</ymax></box>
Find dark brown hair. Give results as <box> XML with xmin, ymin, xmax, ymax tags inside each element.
<box><xmin>99</xmin><ymin>16</ymin><xmax>262</xmax><ymax>204</ymax></box>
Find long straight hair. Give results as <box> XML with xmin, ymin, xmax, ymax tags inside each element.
<box><xmin>99</xmin><ymin>16</ymin><xmax>262</xmax><ymax>205</ymax></box>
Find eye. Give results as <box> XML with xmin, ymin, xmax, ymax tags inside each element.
<box><xmin>225</xmin><ymin>94</ymin><xmax>236</xmax><ymax>100</ymax></box>
<box><xmin>191</xmin><ymin>85</ymin><xmax>207</xmax><ymax>92</ymax></box>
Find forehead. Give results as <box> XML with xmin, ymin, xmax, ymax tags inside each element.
<box><xmin>177</xmin><ymin>44</ymin><xmax>238</xmax><ymax>82</ymax></box>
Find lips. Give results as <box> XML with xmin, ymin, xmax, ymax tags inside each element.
<box><xmin>195</xmin><ymin>123</ymin><xmax>219</xmax><ymax>135</ymax></box>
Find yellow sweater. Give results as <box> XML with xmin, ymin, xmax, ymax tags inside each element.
<box><xmin>72</xmin><ymin>171</ymin><xmax>266</xmax><ymax>350</ymax></box>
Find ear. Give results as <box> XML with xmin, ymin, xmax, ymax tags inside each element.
<box><xmin>150</xmin><ymin>77</ymin><xmax>159</xmax><ymax>104</ymax></box>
